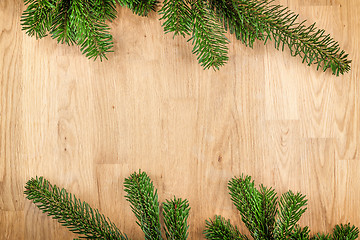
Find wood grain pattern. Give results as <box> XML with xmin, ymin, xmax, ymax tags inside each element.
<box><xmin>0</xmin><ymin>0</ymin><xmax>359</xmax><ymax>239</ymax></box>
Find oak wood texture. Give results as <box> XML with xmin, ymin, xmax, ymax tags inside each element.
<box><xmin>1</xmin><ymin>0</ymin><xmax>359</xmax><ymax>239</ymax></box>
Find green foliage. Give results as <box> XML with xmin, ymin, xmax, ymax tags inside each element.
<box><xmin>311</xmin><ymin>224</ymin><xmax>360</xmax><ymax>240</ymax></box>
<box><xmin>205</xmin><ymin>174</ymin><xmax>359</xmax><ymax>240</ymax></box>
<box><xmin>24</xmin><ymin>171</ymin><xmax>358</xmax><ymax>239</ymax></box>
<box><xmin>118</xmin><ymin>0</ymin><xmax>158</xmax><ymax>17</ymax></box>
<box><xmin>25</xmin><ymin>171</ymin><xmax>190</xmax><ymax>239</ymax></box>
<box><xmin>24</xmin><ymin>176</ymin><xmax>128</xmax><ymax>239</ymax></box>
<box><xmin>21</xmin><ymin>0</ymin><xmax>351</xmax><ymax>75</ymax></box>
<box><xmin>204</xmin><ymin>215</ymin><xmax>249</xmax><ymax>240</ymax></box>
<box><xmin>189</xmin><ymin>0</ymin><xmax>229</xmax><ymax>70</ymax></box>
<box><xmin>124</xmin><ymin>170</ymin><xmax>162</xmax><ymax>240</ymax></box>
<box><xmin>162</xmin><ymin>197</ymin><xmax>190</xmax><ymax>240</ymax></box>
<box><xmin>159</xmin><ymin>0</ymin><xmax>192</xmax><ymax>37</ymax></box>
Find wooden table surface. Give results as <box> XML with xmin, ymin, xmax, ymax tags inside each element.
<box><xmin>1</xmin><ymin>0</ymin><xmax>359</xmax><ymax>239</ymax></box>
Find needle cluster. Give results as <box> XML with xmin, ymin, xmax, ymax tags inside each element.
<box><xmin>21</xmin><ymin>0</ymin><xmax>350</xmax><ymax>75</ymax></box>
<box><xmin>24</xmin><ymin>171</ymin><xmax>358</xmax><ymax>239</ymax></box>
<box><xmin>204</xmin><ymin>175</ymin><xmax>359</xmax><ymax>240</ymax></box>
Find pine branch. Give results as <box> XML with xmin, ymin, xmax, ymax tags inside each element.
<box><xmin>208</xmin><ymin>0</ymin><xmax>261</xmax><ymax>48</ymax></box>
<box><xmin>274</xmin><ymin>190</ymin><xmax>307</xmax><ymax>239</ymax></box>
<box><xmin>332</xmin><ymin>223</ymin><xmax>359</xmax><ymax>240</ymax></box>
<box><xmin>162</xmin><ymin>197</ymin><xmax>190</xmax><ymax>240</ymax></box>
<box><xmin>69</xmin><ymin>0</ymin><xmax>114</xmax><ymax>61</ymax></box>
<box><xmin>204</xmin><ymin>215</ymin><xmax>249</xmax><ymax>240</ymax></box>
<box><xmin>117</xmin><ymin>0</ymin><xmax>158</xmax><ymax>17</ymax></box>
<box><xmin>228</xmin><ymin>175</ymin><xmax>276</xmax><ymax>239</ymax></box>
<box><xmin>50</xmin><ymin>0</ymin><xmax>76</xmax><ymax>45</ymax></box>
<box><xmin>288</xmin><ymin>225</ymin><xmax>310</xmax><ymax>240</ymax></box>
<box><xmin>24</xmin><ymin>177</ymin><xmax>128</xmax><ymax>240</ymax></box>
<box><xmin>159</xmin><ymin>0</ymin><xmax>192</xmax><ymax>38</ymax></box>
<box><xmin>189</xmin><ymin>0</ymin><xmax>229</xmax><ymax>70</ymax></box>
<box><xmin>92</xmin><ymin>0</ymin><xmax>118</xmax><ymax>22</ymax></box>
<box><xmin>230</xmin><ymin>0</ymin><xmax>351</xmax><ymax>75</ymax></box>
<box><xmin>124</xmin><ymin>170</ymin><xmax>163</xmax><ymax>240</ymax></box>
<box><xmin>21</xmin><ymin>0</ymin><xmax>56</xmax><ymax>38</ymax></box>
<box><xmin>311</xmin><ymin>233</ymin><xmax>332</xmax><ymax>240</ymax></box>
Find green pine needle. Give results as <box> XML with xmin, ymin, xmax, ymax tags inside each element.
<box><xmin>274</xmin><ymin>190</ymin><xmax>307</xmax><ymax>239</ymax></box>
<box><xmin>204</xmin><ymin>215</ymin><xmax>249</xmax><ymax>240</ymax></box>
<box><xmin>117</xmin><ymin>0</ymin><xmax>158</xmax><ymax>17</ymax></box>
<box><xmin>24</xmin><ymin>176</ymin><xmax>128</xmax><ymax>240</ymax></box>
<box><xmin>69</xmin><ymin>0</ymin><xmax>114</xmax><ymax>61</ymax></box>
<box><xmin>332</xmin><ymin>223</ymin><xmax>360</xmax><ymax>240</ymax></box>
<box><xmin>123</xmin><ymin>170</ymin><xmax>163</xmax><ymax>240</ymax></box>
<box><xmin>228</xmin><ymin>175</ymin><xmax>275</xmax><ymax>239</ymax></box>
<box><xmin>162</xmin><ymin>197</ymin><xmax>190</xmax><ymax>240</ymax></box>
<box><xmin>159</xmin><ymin>0</ymin><xmax>192</xmax><ymax>38</ymax></box>
<box><xmin>228</xmin><ymin>0</ymin><xmax>351</xmax><ymax>75</ymax></box>
<box><xmin>21</xmin><ymin>0</ymin><xmax>351</xmax><ymax>74</ymax></box>
<box><xmin>189</xmin><ymin>0</ymin><xmax>229</xmax><ymax>70</ymax></box>
<box><xmin>21</xmin><ymin>0</ymin><xmax>56</xmax><ymax>38</ymax></box>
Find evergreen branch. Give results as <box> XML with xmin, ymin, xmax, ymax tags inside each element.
<box><xmin>124</xmin><ymin>170</ymin><xmax>163</xmax><ymax>240</ymax></box>
<box><xmin>274</xmin><ymin>190</ymin><xmax>307</xmax><ymax>239</ymax></box>
<box><xmin>231</xmin><ymin>0</ymin><xmax>351</xmax><ymax>75</ymax></box>
<box><xmin>288</xmin><ymin>225</ymin><xmax>310</xmax><ymax>240</ymax></box>
<box><xmin>258</xmin><ymin>184</ymin><xmax>278</xmax><ymax>238</ymax></box>
<box><xmin>189</xmin><ymin>0</ymin><xmax>229</xmax><ymax>70</ymax></box>
<box><xmin>117</xmin><ymin>0</ymin><xmax>158</xmax><ymax>17</ymax></box>
<box><xmin>159</xmin><ymin>0</ymin><xmax>192</xmax><ymax>38</ymax></box>
<box><xmin>207</xmin><ymin>0</ymin><xmax>261</xmax><ymax>48</ymax></box>
<box><xmin>203</xmin><ymin>215</ymin><xmax>249</xmax><ymax>240</ymax></box>
<box><xmin>92</xmin><ymin>0</ymin><xmax>118</xmax><ymax>22</ymax></box>
<box><xmin>21</xmin><ymin>0</ymin><xmax>56</xmax><ymax>38</ymax></box>
<box><xmin>69</xmin><ymin>0</ymin><xmax>114</xmax><ymax>60</ymax></box>
<box><xmin>332</xmin><ymin>223</ymin><xmax>359</xmax><ymax>240</ymax></box>
<box><xmin>228</xmin><ymin>175</ymin><xmax>273</xmax><ymax>239</ymax></box>
<box><xmin>162</xmin><ymin>197</ymin><xmax>190</xmax><ymax>240</ymax></box>
<box><xmin>311</xmin><ymin>233</ymin><xmax>332</xmax><ymax>240</ymax></box>
<box><xmin>24</xmin><ymin>176</ymin><xmax>128</xmax><ymax>240</ymax></box>
<box><xmin>50</xmin><ymin>0</ymin><xmax>76</xmax><ymax>45</ymax></box>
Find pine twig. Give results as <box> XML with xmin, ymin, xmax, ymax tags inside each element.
<box><xmin>123</xmin><ymin>170</ymin><xmax>163</xmax><ymax>240</ymax></box>
<box><xmin>24</xmin><ymin>176</ymin><xmax>128</xmax><ymax>240</ymax></box>
<box><xmin>117</xmin><ymin>0</ymin><xmax>158</xmax><ymax>17</ymax></box>
<box><xmin>228</xmin><ymin>175</ymin><xmax>275</xmax><ymax>239</ymax></box>
<box><xmin>21</xmin><ymin>0</ymin><xmax>56</xmax><ymax>38</ymax></box>
<box><xmin>204</xmin><ymin>215</ymin><xmax>249</xmax><ymax>240</ymax></box>
<box><xmin>159</xmin><ymin>0</ymin><xmax>192</xmax><ymax>38</ymax></box>
<box><xmin>228</xmin><ymin>0</ymin><xmax>351</xmax><ymax>75</ymax></box>
<box><xmin>189</xmin><ymin>0</ymin><xmax>229</xmax><ymax>70</ymax></box>
<box><xmin>162</xmin><ymin>197</ymin><xmax>190</xmax><ymax>240</ymax></box>
<box><xmin>274</xmin><ymin>191</ymin><xmax>307</xmax><ymax>239</ymax></box>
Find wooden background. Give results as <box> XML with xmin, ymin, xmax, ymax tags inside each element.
<box><xmin>1</xmin><ymin>0</ymin><xmax>359</xmax><ymax>239</ymax></box>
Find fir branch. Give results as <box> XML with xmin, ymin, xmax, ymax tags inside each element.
<box><xmin>21</xmin><ymin>0</ymin><xmax>56</xmax><ymax>38</ymax></box>
<box><xmin>228</xmin><ymin>175</ymin><xmax>275</xmax><ymax>239</ymax></box>
<box><xmin>288</xmin><ymin>225</ymin><xmax>310</xmax><ymax>240</ymax></box>
<box><xmin>69</xmin><ymin>0</ymin><xmax>114</xmax><ymax>60</ymax></box>
<box><xmin>207</xmin><ymin>0</ymin><xmax>261</xmax><ymax>48</ymax></box>
<box><xmin>204</xmin><ymin>215</ymin><xmax>249</xmax><ymax>240</ymax></box>
<box><xmin>230</xmin><ymin>0</ymin><xmax>351</xmax><ymax>75</ymax></box>
<box><xmin>124</xmin><ymin>170</ymin><xmax>163</xmax><ymax>240</ymax></box>
<box><xmin>117</xmin><ymin>0</ymin><xmax>158</xmax><ymax>17</ymax></box>
<box><xmin>311</xmin><ymin>233</ymin><xmax>332</xmax><ymax>240</ymax></box>
<box><xmin>274</xmin><ymin>190</ymin><xmax>307</xmax><ymax>239</ymax></box>
<box><xmin>258</xmin><ymin>184</ymin><xmax>277</xmax><ymax>238</ymax></box>
<box><xmin>159</xmin><ymin>0</ymin><xmax>192</xmax><ymax>38</ymax></box>
<box><xmin>24</xmin><ymin>176</ymin><xmax>128</xmax><ymax>240</ymax></box>
<box><xmin>332</xmin><ymin>223</ymin><xmax>359</xmax><ymax>240</ymax></box>
<box><xmin>50</xmin><ymin>0</ymin><xmax>76</xmax><ymax>45</ymax></box>
<box><xmin>92</xmin><ymin>0</ymin><xmax>118</xmax><ymax>22</ymax></box>
<box><xmin>189</xmin><ymin>0</ymin><xmax>229</xmax><ymax>70</ymax></box>
<box><xmin>162</xmin><ymin>197</ymin><xmax>190</xmax><ymax>240</ymax></box>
